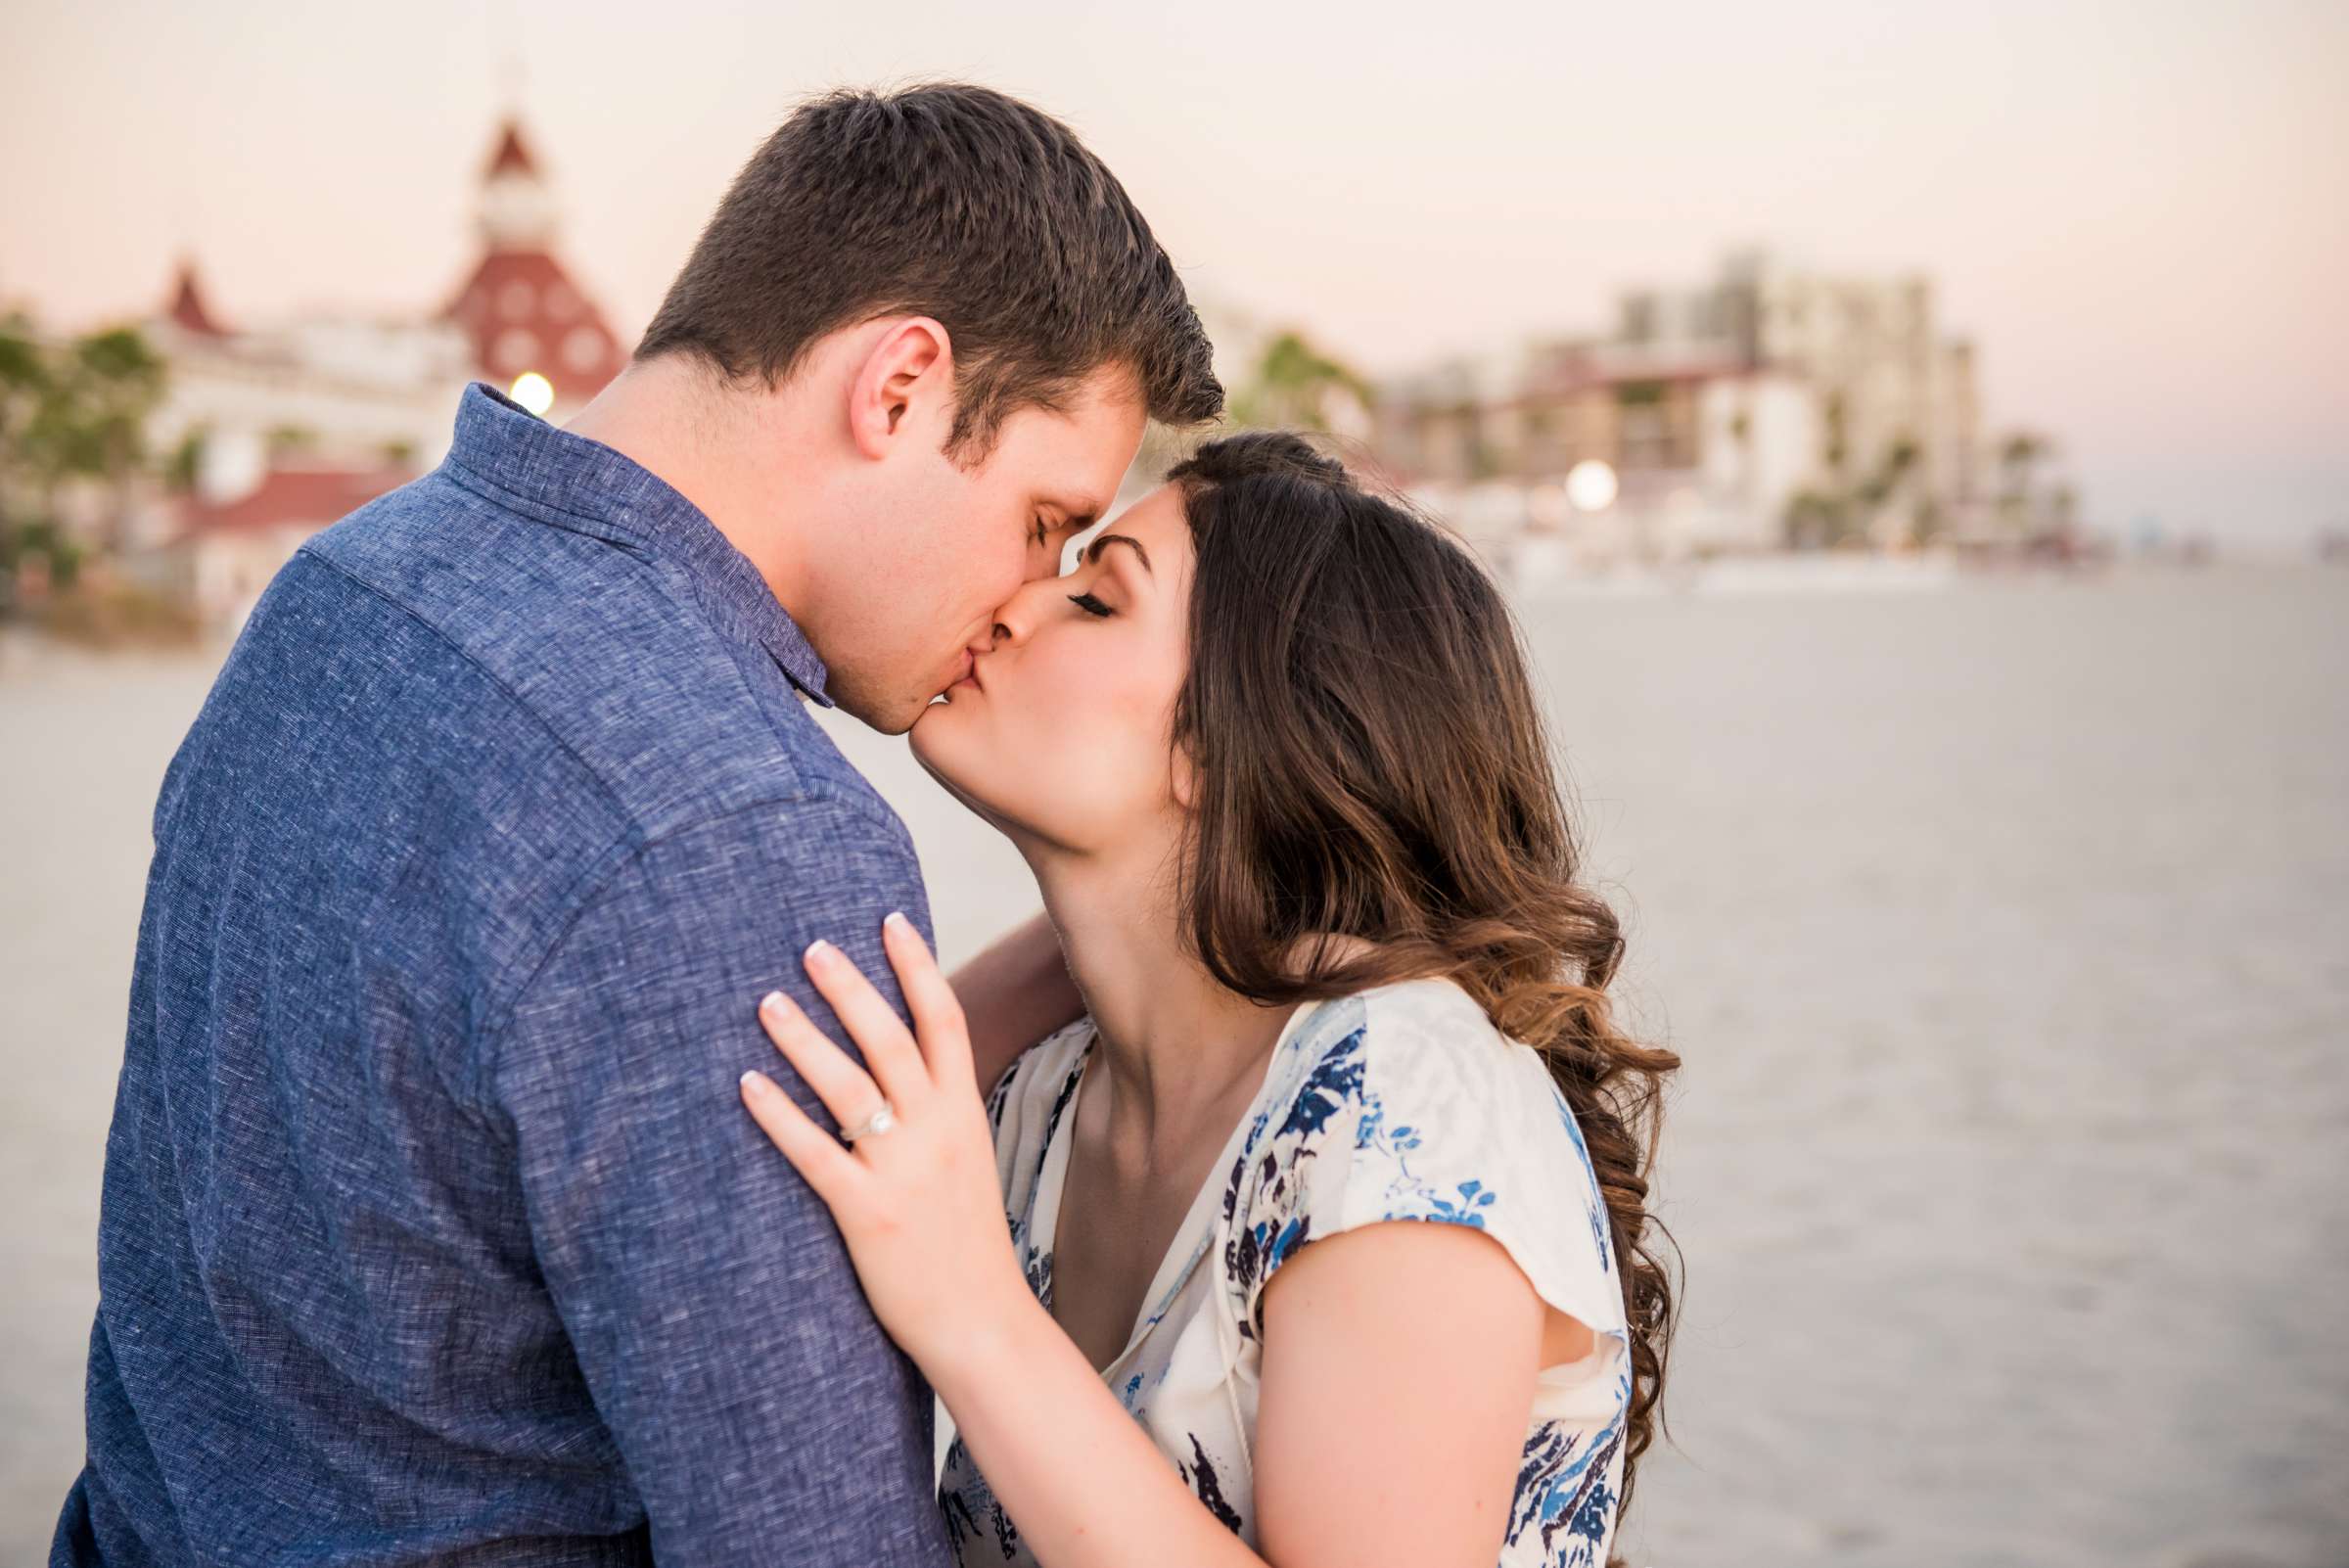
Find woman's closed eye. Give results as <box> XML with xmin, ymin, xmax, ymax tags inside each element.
<box><xmin>1066</xmin><ymin>590</ymin><xmax>1113</xmax><ymax>619</ymax></box>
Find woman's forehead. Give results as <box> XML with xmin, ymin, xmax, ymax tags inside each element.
<box><xmin>1102</xmin><ymin>484</ymin><xmax>1191</xmax><ymax>551</ymax></box>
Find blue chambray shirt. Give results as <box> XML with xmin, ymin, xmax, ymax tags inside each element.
<box><xmin>55</xmin><ymin>383</ymin><xmax>956</xmax><ymax>1566</ymax></box>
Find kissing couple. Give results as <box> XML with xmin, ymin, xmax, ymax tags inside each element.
<box><xmin>58</xmin><ymin>82</ymin><xmax>1675</xmax><ymax>1568</ymax></box>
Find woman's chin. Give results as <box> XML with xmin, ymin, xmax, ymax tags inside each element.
<box><xmin>909</xmin><ymin>713</ymin><xmax>985</xmax><ymax>803</ymax></box>
<box><xmin>912</xmin><ymin>709</ymin><xmax>1051</xmax><ymax>851</ymax></box>
<box><xmin>908</xmin><ymin>699</ymin><xmax>958</xmax><ymax>761</ymax></box>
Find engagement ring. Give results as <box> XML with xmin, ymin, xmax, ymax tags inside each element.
<box><xmin>840</xmin><ymin>1103</ymin><xmax>898</xmax><ymax>1143</ymax></box>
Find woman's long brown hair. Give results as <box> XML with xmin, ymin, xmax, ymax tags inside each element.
<box><xmin>1164</xmin><ymin>432</ymin><xmax>1681</xmax><ymax>1543</ymax></box>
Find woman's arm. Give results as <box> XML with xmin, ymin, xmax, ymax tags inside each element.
<box><xmin>931</xmin><ymin>1223</ymin><xmax>1547</xmax><ymax>1568</ymax></box>
<box><xmin>1252</xmin><ymin>1223</ymin><xmax>1547</xmax><ymax>1566</ymax></box>
<box><xmin>737</xmin><ymin>916</ymin><xmax>1554</xmax><ymax>1568</ymax></box>
<box><xmin>947</xmin><ymin>909</ymin><xmax>1084</xmax><ymax>1100</ymax></box>
<box><xmin>928</xmin><ymin>1288</ymin><xmax>1267</xmax><ymax>1567</ymax></box>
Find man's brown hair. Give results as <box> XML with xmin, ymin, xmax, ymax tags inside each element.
<box><xmin>636</xmin><ymin>82</ymin><xmax>1223</xmax><ymax>458</ymax></box>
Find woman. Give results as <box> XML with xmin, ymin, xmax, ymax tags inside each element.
<box><xmin>737</xmin><ymin>434</ymin><xmax>1679</xmax><ymax>1567</ymax></box>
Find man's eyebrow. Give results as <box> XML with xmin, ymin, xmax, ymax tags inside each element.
<box><xmin>1083</xmin><ymin>532</ymin><xmax>1153</xmax><ymax>576</ymax></box>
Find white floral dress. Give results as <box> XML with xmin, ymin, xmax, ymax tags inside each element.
<box><xmin>934</xmin><ymin>976</ymin><xmax>1632</xmax><ymax>1567</ymax></box>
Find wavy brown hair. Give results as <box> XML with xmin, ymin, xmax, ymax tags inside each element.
<box><xmin>1164</xmin><ymin>432</ymin><xmax>1681</xmax><ymax>1545</ymax></box>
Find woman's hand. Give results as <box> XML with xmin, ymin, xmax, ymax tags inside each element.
<box><xmin>739</xmin><ymin>910</ymin><xmax>1036</xmax><ymax>1377</ymax></box>
<box><xmin>742</xmin><ymin>926</ymin><xmax>1289</xmax><ymax>1568</ymax></box>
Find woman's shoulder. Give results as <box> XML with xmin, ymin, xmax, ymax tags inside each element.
<box><xmin>1230</xmin><ymin>974</ymin><xmax>1627</xmax><ymax>1337</ymax></box>
<box><xmin>1356</xmin><ymin>973</ymin><xmax>1525</xmax><ymax>1071</ymax></box>
<box><xmin>1267</xmin><ymin>975</ymin><xmax>1556</xmax><ymax>1147</ymax></box>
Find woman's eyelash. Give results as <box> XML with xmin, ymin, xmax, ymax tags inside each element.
<box><xmin>1067</xmin><ymin>591</ymin><xmax>1112</xmax><ymax>619</ymax></box>
<box><xmin>1033</xmin><ymin>518</ymin><xmax>1052</xmax><ymax>546</ymax></box>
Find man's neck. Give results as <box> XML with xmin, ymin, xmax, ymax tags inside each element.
<box><xmin>564</xmin><ymin>356</ymin><xmax>812</xmax><ymax>621</ymax></box>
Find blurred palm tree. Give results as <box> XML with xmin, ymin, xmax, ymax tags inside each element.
<box><xmin>1129</xmin><ymin>328</ymin><xmax>1375</xmax><ymax>493</ymax></box>
<box><xmin>1997</xmin><ymin>431</ymin><xmax>2051</xmax><ymax>535</ymax></box>
<box><xmin>16</xmin><ymin>326</ymin><xmax>168</xmax><ymax>553</ymax></box>
<box><xmin>163</xmin><ymin>429</ymin><xmax>208</xmax><ymax>494</ymax></box>
<box><xmin>0</xmin><ymin>312</ymin><xmax>48</xmax><ymax>525</ymax></box>
<box><xmin>1227</xmin><ymin>330</ymin><xmax>1372</xmax><ymax>435</ymax></box>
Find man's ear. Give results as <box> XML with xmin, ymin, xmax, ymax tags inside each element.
<box><xmin>847</xmin><ymin>316</ymin><xmax>953</xmax><ymax>461</ymax></box>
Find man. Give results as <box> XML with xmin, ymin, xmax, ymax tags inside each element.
<box><xmin>56</xmin><ymin>83</ymin><xmax>1221</xmax><ymax>1564</ymax></box>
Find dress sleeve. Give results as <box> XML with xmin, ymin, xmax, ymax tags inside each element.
<box><xmin>1224</xmin><ymin>988</ymin><xmax>1630</xmax><ymax>1359</ymax></box>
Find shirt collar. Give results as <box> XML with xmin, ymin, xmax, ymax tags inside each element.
<box><xmin>440</xmin><ymin>381</ymin><xmax>832</xmax><ymax>706</ymax></box>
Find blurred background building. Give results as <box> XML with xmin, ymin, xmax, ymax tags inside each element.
<box><xmin>3</xmin><ymin>114</ymin><xmax>625</xmax><ymax>632</ymax></box>
<box><xmin>1</xmin><ymin>115</ymin><xmax>2107</xmax><ymax>641</ymax></box>
<box><xmin>1366</xmin><ymin>249</ymin><xmax>2076</xmax><ymax>572</ymax></box>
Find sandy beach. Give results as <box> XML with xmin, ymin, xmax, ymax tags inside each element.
<box><xmin>5</xmin><ymin>562</ymin><xmax>2344</xmax><ymax>1566</ymax></box>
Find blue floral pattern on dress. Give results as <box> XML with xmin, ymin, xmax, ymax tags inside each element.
<box><xmin>938</xmin><ymin>983</ymin><xmax>1631</xmax><ymax>1568</ymax></box>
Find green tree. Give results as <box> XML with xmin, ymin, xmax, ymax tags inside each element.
<box><xmin>1821</xmin><ymin>391</ymin><xmax>1848</xmax><ymax>479</ymax></box>
<box><xmin>1854</xmin><ymin>432</ymin><xmax>1921</xmax><ymax>542</ymax></box>
<box><xmin>163</xmin><ymin>428</ymin><xmax>209</xmax><ymax>494</ymax></box>
<box><xmin>1228</xmin><ymin>330</ymin><xmax>1372</xmax><ymax>435</ymax></box>
<box><xmin>266</xmin><ymin>422</ymin><xmax>319</xmax><ymax>457</ymax></box>
<box><xmin>0</xmin><ymin>311</ymin><xmax>50</xmax><ymax>530</ymax></box>
<box><xmin>1783</xmin><ymin>487</ymin><xmax>1853</xmax><ymax>550</ymax></box>
<box><xmin>1997</xmin><ymin>431</ymin><xmax>2050</xmax><ymax>533</ymax></box>
<box><xmin>18</xmin><ymin>326</ymin><xmax>169</xmax><ymax>553</ymax></box>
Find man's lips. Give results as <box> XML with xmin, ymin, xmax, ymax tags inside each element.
<box><xmin>947</xmin><ymin>651</ymin><xmax>981</xmax><ymax>694</ymax></box>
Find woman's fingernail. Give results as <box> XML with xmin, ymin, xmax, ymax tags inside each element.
<box><xmin>884</xmin><ymin>910</ymin><xmax>910</xmax><ymax>933</ymax></box>
<box><xmin>760</xmin><ymin>991</ymin><xmax>786</xmax><ymax>1016</ymax></box>
<box><xmin>805</xmin><ymin>939</ymin><xmax>832</xmax><ymax>964</ymax></box>
<box><xmin>740</xmin><ymin>1069</ymin><xmax>769</xmax><ymax>1096</ymax></box>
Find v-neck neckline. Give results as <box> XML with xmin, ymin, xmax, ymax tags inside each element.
<box><xmin>1030</xmin><ymin>999</ymin><xmax>1325</xmax><ymax>1376</ymax></box>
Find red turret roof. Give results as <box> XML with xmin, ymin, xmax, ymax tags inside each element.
<box><xmin>484</xmin><ymin>119</ymin><xmax>539</xmax><ymax>179</ymax></box>
<box><xmin>439</xmin><ymin>250</ymin><xmax>628</xmax><ymax>408</ymax></box>
<box><xmin>440</xmin><ymin>116</ymin><xmax>627</xmax><ymax>408</ymax></box>
<box><xmin>165</xmin><ymin>259</ymin><xmax>229</xmax><ymax>338</ymax></box>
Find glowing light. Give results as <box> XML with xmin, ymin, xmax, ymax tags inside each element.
<box><xmin>509</xmin><ymin>371</ymin><xmax>555</xmax><ymax>417</ymax></box>
<box><xmin>1565</xmin><ymin>459</ymin><xmax>1619</xmax><ymax>512</ymax></box>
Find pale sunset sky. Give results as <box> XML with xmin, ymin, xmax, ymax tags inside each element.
<box><xmin>2</xmin><ymin>0</ymin><xmax>2342</xmax><ymax>544</ymax></box>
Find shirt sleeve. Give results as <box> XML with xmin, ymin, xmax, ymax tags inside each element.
<box><xmin>1225</xmin><ymin>992</ymin><xmax>1630</xmax><ymax>1362</ymax></box>
<box><xmin>489</xmin><ymin>793</ymin><xmax>954</xmax><ymax>1567</ymax></box>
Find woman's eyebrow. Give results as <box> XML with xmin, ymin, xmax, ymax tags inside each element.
<box><xmin>1083</xmin><ymin>532</ymin><xmax>1153</xmax><ymax>576</ymax></box>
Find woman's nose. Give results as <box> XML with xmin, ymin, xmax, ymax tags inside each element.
<box><xmin>986</xmin><ymin>575</ymin><xmax>1060</xmax><ymax>646</ymax></box>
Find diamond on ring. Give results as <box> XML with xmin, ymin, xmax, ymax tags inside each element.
<box><xmin>841</xmin><ymin>1103</ymin><xmax>898</xmax><ymax>1143</ymax></box>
